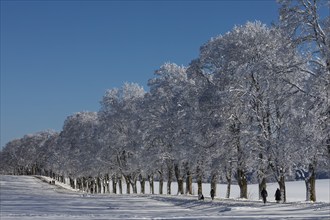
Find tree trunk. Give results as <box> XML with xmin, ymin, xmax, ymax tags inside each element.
<box><xmin>91</xmin><ymin>180</ymin><xmax>95</xmax><ymax>194</ymax></box>
<box><xmin>95</xmin><ymin>178</ymin><xmax>99</xmax><ymax>194</ymax></box>
<box><xmin>309</xmin><ymin>174</ymin><xmax>316</xmax><ymax>202</ymax></box>
<box><xmin>226</xmin><ymin>179</ymin><xmax>231</xmax><ymax>199</ymax></box>
<box><xmin>177</xmin><ymin>178</ymin><xmax>184</xmax><ymax>195</ymax></box>
<box><xmin>196</xmin><ymin>166</ymin><xmax>203</xmax><ymax>196</ymax></box>
<box><xmin>85</xmin><ymin>179</ymin><xmax>89</xmax><ymax>193</ymax></box>
<box><xmin>233</xmin><ymin>118</ymin><xmax>247</xmax><ymax>199</ymax></box>
<box><xmin>167</xmin><ymin>163</ymin><xmax>173</xmax><ymax>195</ymax></box>
<box><xmin>77</xmin><ymin>178</ymin><xmax>82</xmax><ymax>191</ymax></box>
<box><xmin>100</xmin><ymin>178</ymin><xmax>104</xmax><ymax>194</ymax></box>
<box><xmin>140</xmin><ymin>175</ymin><xmax>146</xmax><ymax>194</ymax></box>
<box><xmin>97</xmin><ymin>177</ymin><xmax>102</xmax><ymax>193</ymax></box>
<box><xmin>126</xmin><ymin>181</ymin><xmax>131</xmax><ymax>194</ymax></box>
<box><xmin>159</xmin><ymin>168</ymin><xmax>163</xmax><ymax>195</ymax></box>
<box><xmin>258</xmin><ymin>177</ymin><xmax>267</xmax><ymax>200</ymax></box>
<box><xmin>174</xmin><ymin>163</ymin><xmax>184</xmax><ymax>195</ymax></box>
<box><xmin>237</xmin><ymin>168</ymin><xmax>247</xmax><ymax>199</ymax></box>
<box><xmin>148</xmin><ymin>175</ymin><xmax>154</xmax><ymax>194</ymax></box>
<box><xmin>167</xmin><ymin>182</ymin><xmax>171</xmax><ymax>195</ymax></box>
<box><xmin>112</xmin><ymin>175</ymin><xmax>117</xmax><ymax>194</ymax></box>
<box><xmin>225</xmin><ymin>161</ymin><xmax>232</xmax><ymax>198</ymax></box>
<box><xmin>94</xmin><ymin>178</ymin><xmax>97</xmax><ymax>194</ymax></box>
<box><xmin>305</xmin><ymin>180</ymin><xmax>310</xmax><ymax>202</ymax></box>
<box><xmin>197</xmin><ymin>176</ymin><xmax>202</xmax><ymax>196</ymax></box>
<box><xmin>84</xmin><ymin>178</ymin><xmax>90</xmax><ymax>193</ymax></box>
<box><xmin>186</xmin><ymin>170</ymin><xmax>193</xmax><ymax>195</ymax></box>
<box><xmin>132</xmin><ymin>179</ymin><xmax>137</xmax><ymax>194</ymax></box>
<box><xmin>278</xmin><ymin>175</ymin><xmax>286</xmax><ymax>203</ymax></box>
<box><xmin>69</xmin><ymin>177</ymin><xmax>73</xmax><ymax>188</ymax></box>
<box><xmin>210</xmin><ymin>171</ymin><xmax>218</xmax><ymax>198</ymax></box>
<box><xmin>95</xmin><ymin>178</ymin><xmax>98</xmax><ymax>193</ymax></box>
<box><xmin>105</xmin><ymin>174</ymin><xmax>110</xmax><ymax>193</ymax></box>
<box><xmin>125</xmin><ymin>176</ymin><xmax>131</xmax><ymax>194</ymax></box>
<box><xmin>118</xmin><ymin>175</ymin><xmax>123</xmax><ymax>194</ymax></box>
<box><xmin>305</xmin><ymin>163</ymin><xmax>316</xmax><ymax>202</ymax></box>
<box><xmin>257</xmin><ymin>153</ymin><xmax>267</xmax><ymax>200</ymax></box>
<box><xmin>76</xmin><ymin>178</ymin><xmax>80</xmax><ymax>190</ymax></box>
<box><xmin>103</xmin><ymin>178</ymin><xmax>107</xmax><ymax>194</ymax></box>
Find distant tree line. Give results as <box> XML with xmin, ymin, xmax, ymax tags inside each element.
<box><xmin>1</xmin><ymin>0</ymin><xmax>329</xmax><ymax>202</ymax></box>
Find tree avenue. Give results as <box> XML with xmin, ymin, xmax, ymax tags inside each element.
<box><xmin>1</xmin><ymin>1</ymin><xmax>329</xmax><ymax>203</ymax></box>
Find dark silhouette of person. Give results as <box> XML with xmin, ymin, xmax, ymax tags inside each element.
<box><xmin>275</xmin><ymin>188</ymin><xmax>281</xmax><ymax>203</ymax></box>
<box><xmin>261</xmin><ymin>188</ymin><xmax>268</xmax><ymax>204</ymax></box>
<box><xmin>198</xmin><ymin>193</ymin><xmax>204</xmax><ymax>201</ymax></box>
<box><xmin>210</xmin><ymin>188</ymin><xmax>215</xmax><ymax>200</ymax></box>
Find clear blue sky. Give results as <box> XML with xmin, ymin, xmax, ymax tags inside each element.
<box><xmin>1</xmin><ymin>0</ymin><xmax>279</xmax><ymax>148</ymax></box>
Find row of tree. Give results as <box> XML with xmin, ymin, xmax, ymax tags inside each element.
<box><xmin>1</xmin><ymin>0</ymin><xmax>329</xmax><ymax>202</ymax></box>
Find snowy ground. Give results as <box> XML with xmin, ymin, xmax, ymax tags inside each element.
<box><xmin>1</xmin><ymin>175</ymin><xmax>329</xmax><ymax>219</ymax></box>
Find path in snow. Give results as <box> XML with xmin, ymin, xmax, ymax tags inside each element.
<box><xmin>1</xmin><ymin>175</ymin><xmax>329</xmax><ymax>219</ymax></box>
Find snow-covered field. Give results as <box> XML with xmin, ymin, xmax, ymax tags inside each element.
<box><xmin>1</xmin><ymin>175</ymin><xmax>329</xmax><ymax>219</ymax></box>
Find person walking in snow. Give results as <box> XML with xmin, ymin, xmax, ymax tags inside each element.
<box><xmin>275</xmin><ymin>188</ymin><xmax>281</xmax><ymax>203</ymax></box>
<box><xmin>198</xmin><ymin>193</ymin><xmax>204</xmax><ymax>201</ymax></box>
<box><xmin>210</xmin><ymin>188</ymin><xmax>215</xmax><ymax>200</ymax></box>
<box><xmin>261</xmin><ymin>188</ymin><xmax>268</xmax><ymax>204</ymax></box>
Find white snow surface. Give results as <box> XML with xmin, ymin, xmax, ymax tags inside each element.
<box><xmin>1</xmin><ymin>175</ymin><xmax>329</xmax><ymax>220</ymax></box>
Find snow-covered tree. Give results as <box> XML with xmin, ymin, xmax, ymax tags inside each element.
<box><xmin>38</xmin><ymin>132</ymin><xmax>60</xmax><ymax>177</ymax></box>
<box><xmin>184</xmin><ymin>59</ymin><xmax>231</xmax><ymax>197</ymax></box>
<box><xmin>0</xmin><ymin>139</ymin><xmax>24</xmax><ymax>174</ymax></box>
<box><xmin>199</xmin><ymin>21</ymin><xmax>308</xmax><ymax>200</ymax></box>
<box><xmin>99</xmin><ymin>82</ymin><xmax>145</xmax><ymax>194</ymax></box>
<box><xmin>54</xmin><ymin>112</ymin><xmax>99</xmax><ymax>190</ymax></box>
<box><xmin>0</xmin><ymin>131</ymin><xmax>57</xmax><ymax>175</ymax></box>
<box><xmin>145</xmin><ymin>63</ymin><xmax>190</xmax><ymax>195</ymax></box>
<box><xmin>278</xmin><ymin>0</ymin><xmax>330</xmax><ymax>201</ymax></box>
<box><xmin>278</xmin><ymin>0</ymin><xmax>329</xmax><ymax>72</ymax></box>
